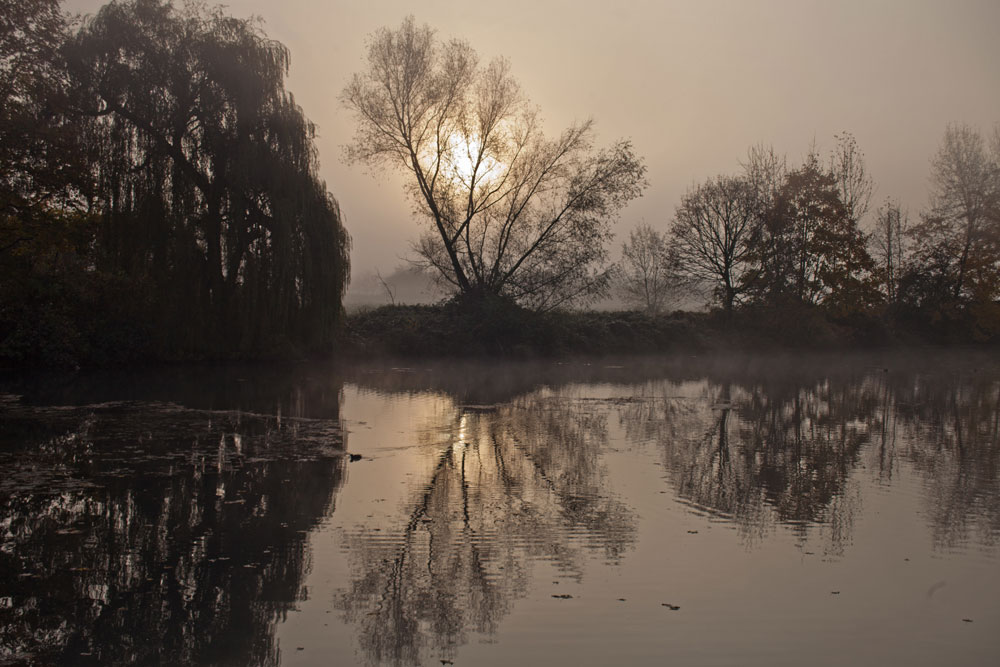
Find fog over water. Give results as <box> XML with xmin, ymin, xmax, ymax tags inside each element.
<box><xmin>62</xmin><ymin>0</ymin><xmax>1000</xmax><ymax>294</ymax></box>
<box><xmin>2</xmin><ymin>352</ymin><xmax>998</xmax><ymax>665</ymax></box>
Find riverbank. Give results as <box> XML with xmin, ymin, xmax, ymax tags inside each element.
<box><xmin>5</xmin><ymin>297</ymin><xmax>995</xmax><ymax>370</ymax></box>
<box><xmin>342</xmin><ymin>301</ymin><xmax>911</xmax><ymax>358</ymax></box>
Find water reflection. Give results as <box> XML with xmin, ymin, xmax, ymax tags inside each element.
<box><xmin>7</xmin><ymin>362</ymin><xmax>345</xmax><ymax>420</ymax></box>
<box><xmin>888</xmin><ymin>368</ymin><xmax>1000</xmax><ymax>550</ymax></box>
<box><xmin>3</xmin><ymin>354</ymin><xmax>999</xmax><ymax>666</ymax></box>
<box><xmin>0</xmin><ymin>367</ymin><xmax>346</xmax><ymax>665</ymax></box>
<box><xmin>337</xmin><ymin>396</ymin><xmax>635</xmax><ymax>665</ymax></box>
<box><xmin>624</xmin><ymin>374</ymin><xmax>873</xmax><ymax>550</ymax></box>
<box><xmin>334</xmin><ymin>354</ymin><xmax>1000</xmax><ymax>665</ymax></box>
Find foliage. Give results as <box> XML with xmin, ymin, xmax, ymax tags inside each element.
<box><xmin>2</xmin><ymin>0</ymin><xmax>351</xmax><ymax>366</ymax></box>
<box><xmin>4</xmin><ymin>1</ymin><xmax>998</xmax><ymax>362</ymax></box>
<box><xmin>0</xmin><ymin>0</ymin><xmax>100</xmax><ymax>366</ymax></box>
<box><xmin>342</xmin><ymin>17</ymin><xmax>646</xmax><ymax>311</ymax></box>
<box><xmin>0</xmin><ymin>210</ymin><xmax>152</xmax><ymax>365</ymax></box>
<box><xmin>892</xmin><ymin>123</ymin><xmax>1000</xmax><ymax>341</ymax></box>
<box><xmin>345</xmin><ymin>303</ymin><xmax>709</xmax><ymax>357</ymax></box>
<box><xmin>748</xmin><ymin>153</ymin><xmax>879</xmax><ymax>315</ymax></box>
<box><xmin>337</xmin><ymin>118</ymin><xmax>1000</xmax><ymax>347</ymax></box>
<box><xmin>343</xmin><ymin>300</ymin><xmax>912</xmax><ymax>359</ymax></box>
<box><xmin>68</xmin><ymin>0</ymin><xmax>351</xmax><ymax>355</ymax></box>
<box><xmin>0</xmin><ymin>0</ymin><xmax>88</xmax><ymax>220</ymax></box>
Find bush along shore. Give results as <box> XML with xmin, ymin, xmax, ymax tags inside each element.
<box><xmin>6</xmin><ymin>288</ymin><xmax>1000</xmax><ymax>369</ymax></box>
<box><xmin>340</xmin><ymin>295</ymin><xmax>997</xmax><ymax>360</ymax></box>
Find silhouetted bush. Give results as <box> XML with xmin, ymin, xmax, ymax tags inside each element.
<box><xmin>345</xmin><ymin>302</ymin><xmax>715</xmax><ymax>358</ymax></box>
<box><xmin>343</xmin><ymin>299</ymin><xmax>999</xmax><ymax>360</ymax></box>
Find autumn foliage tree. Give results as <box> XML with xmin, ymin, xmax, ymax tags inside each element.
<box><xmin>748</xmin><ymin>153</ymin><xmax>878</xmax><ymax>315</ymax></box>
<box><xmin>668</xmin><ymin>144</ymin><xmax>878</xmax><ymax>320</ymax></box>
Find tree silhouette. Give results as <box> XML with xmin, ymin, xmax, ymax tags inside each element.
<box><xmin>904</xmin><ymin>123</ymin><xmax>1000</xmax><ymax>336</ymax></box>
<box><xmin>65</xmin><ymin>0</ymin><xmax>350</xmax><ymax>356</ymax></box>
<box><xmin>871</xmin><ymin>198</ymin><xmax>909</xmax><ymax>305</ymax></box>
<box><xmin>342</xmin><ymin>17</ymin><xmax>646</xmax><ymax>310</ymax></box>
<box><xmin>828</xmin><ymin>131</ymin><xmax>873</xmax><ymax>229</ymax></box>
<box><xmin>670</xmin><ymin>175</ymin><xmax>759</xmax><ymax>313</ymax></box>
<box><xmin>617</xmin><ymin>223</ymin><xmax>679</xmax><ymax>314</ymax></box>
<box><xmin>749</xmin><ymin>153</ymin><xmax>878</xmax><ymax>314</ymax></box>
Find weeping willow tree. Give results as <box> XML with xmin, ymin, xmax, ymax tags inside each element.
<box><xmin>65</xmin><ymin>0</ymin><xmax>349</xmax><ymax>356</ymax></box>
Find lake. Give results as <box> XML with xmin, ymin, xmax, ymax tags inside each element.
<box><xmin>1</xmin><ymin>351</ymin><xmax>998</xmax><ymax>666</ymax></box>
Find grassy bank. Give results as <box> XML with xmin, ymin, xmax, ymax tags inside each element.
<box><xmin>6</xmin><ymin>296</ymin><xmax>992</xmax><ymax>370</ymax></box>
<box><xmin>341</xmin><ymin>300</ymin><xmax>915</xmax><ymax>359</ymax></box>
<box><xmin>344</xmin><ymin>304</ymin><xmax>708</xmax><ymax>357</ymax></box>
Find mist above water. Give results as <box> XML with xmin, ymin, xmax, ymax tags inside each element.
<box><xmin>2</xmin><ymin>351</ymin><xmax>998</xmax><ymax>665</ymax></box>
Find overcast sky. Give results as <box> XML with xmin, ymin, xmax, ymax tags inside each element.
<box><xmin>66</xmin><ymin>0</ymin><xmax>1000</xmax><ymax>283</ymax></box>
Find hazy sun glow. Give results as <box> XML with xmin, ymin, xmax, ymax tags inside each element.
<box><xmin>439</xmin><ymin>133</ymin><xmax>505</xmax><ymax>188</ymax></box>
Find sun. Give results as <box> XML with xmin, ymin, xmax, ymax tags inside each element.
<box><xmin>417</xmin><ymin>130</ymin><xmax>507</xmax><ymax>191</ymax></box>
<box><xmin>443</xmin><ymin>133</ymin><xmax>504</xmax><ymax>187</ymax></box>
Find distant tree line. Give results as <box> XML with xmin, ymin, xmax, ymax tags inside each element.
<box><xmin>618</xmin><ymin>127</ymin><xmax>1000</xmax><ymax>342</ymax></box>
<box><xmin>1</xmin><ymin>0</ymin><xmax>350</xmax><ymax>365</ymax></box>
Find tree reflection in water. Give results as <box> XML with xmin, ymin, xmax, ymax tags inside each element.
<box><xmin>618</xmin><ymin>356</ymin><xmax>1000</xmax><ymax>554</ymax></box>
<box><xmin>888</xmin><ymin>368</ymin><xmax>1000</xmax><ymax>550</ymax></box>
<box><xmin>617</xmin><ymin>374</ymin><xmax>868</xmax><ymax>550</ymax></box>
<box><xmin>0</xmin><ymin>368</ymin><xmax>347</xmax><ymax>666</ymax></box>
<box><xmin>340</xmin><ymin>353</ymin><xmax>1000</xmax><ymax>665</ymax></box>
<box><xmin>3</xmin><ymin>354</ymin><xmax>998</xmax><ymax>666</ymax></box>
<box><xmin>337</xmin><ymin>395</ymin><xmax>636</xmax><ymax>666</ymax></box>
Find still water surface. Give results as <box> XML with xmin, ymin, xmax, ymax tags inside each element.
<box><xmin>1</xmin><ymin>352</ymin><xmax>998</xmax><ymax>665</ymax></box>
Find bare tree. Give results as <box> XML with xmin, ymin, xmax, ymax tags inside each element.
<box><xmin>829</xmin><ymin>132</ymin><xmax>874</xmax><ymax>227</ymax></box>
<box><xmin>670</xmin><ymin>175</ymin><xmax>759</xmax><ymax>313</ymax></box>
<box><xmin>341</xmin><ymin>17</ymin><xmax>646</xmax><ymax>310</ymax></box>
<box><xmin>871</xmin><ymin>198</ymin><xmax>909</xmax><ymax>304</ymax></box>
<box><xmin>910</xmin><ymin>123</ymin><xmax>1000</xmax><ymax>302</ymax></box>
<box><xmin>617</xmin><ymin>223</ymin><xmax>677</xmax><ymax>313</ymax></box>
<box><xmin>740</xmin><ymin>143</ymin><xmax>786</xmax><ymax>221</ymax></box>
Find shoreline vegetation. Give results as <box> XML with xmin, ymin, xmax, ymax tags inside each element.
<box><xmin>341</xmin><ymin>300</ymin><xmax>997</xmax><ymax>361</ymax></box>
<box><xmin>6</xmin><ymin>296</ymin><xmax>1000</xmax><ymax>371</ymax></box>
<box><xmin>3</xmin><ymin>4</ymin><xmax>998</xmax><ymax>370</ymax></box>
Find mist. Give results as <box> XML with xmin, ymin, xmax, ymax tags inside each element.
<box><xmin>62</xmin><ymin>0</ymin><xmax>1000</xmax><ymax>295</ymax></box>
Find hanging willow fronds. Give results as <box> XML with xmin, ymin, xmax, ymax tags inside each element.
<box><xmin>65</xmin><ymin>0</ymin><xmax>349</xmax><ymax>356</ymax></box>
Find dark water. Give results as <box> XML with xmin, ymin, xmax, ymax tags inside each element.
<box><xmin>1</xmin><ymin>352</ymin><xmax>998</xmax><ymax>665</ymax></box>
